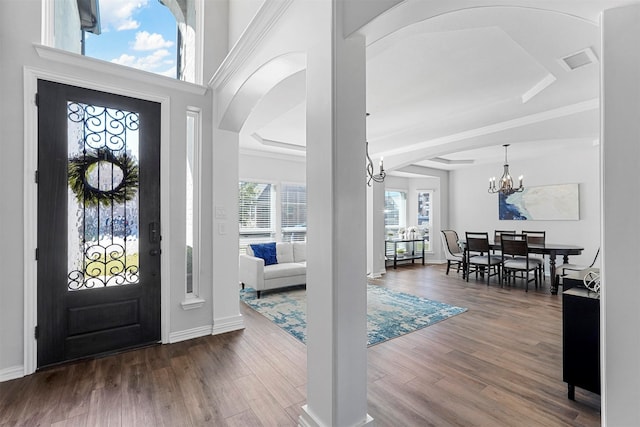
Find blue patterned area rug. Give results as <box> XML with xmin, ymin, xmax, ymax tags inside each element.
<box><xmin>240</xmin><ymin>284</ymin><xmax>467</xmax><ymax>346</ymax></box>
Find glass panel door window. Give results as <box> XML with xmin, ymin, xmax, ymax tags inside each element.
<box><xmin>67</xmin><ymin>102</ymin><xmax>140</xmax><ymax>290</ymax></box>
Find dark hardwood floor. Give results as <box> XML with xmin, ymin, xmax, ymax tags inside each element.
<box><xmin>0</xmin><ymin>264</ymin><xmax>601</xmax><ymax>426</ymax></box>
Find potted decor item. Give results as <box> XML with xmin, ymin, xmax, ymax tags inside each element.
<box><xmin>398</xmin><ymin>227</ymin><xmax>406</xmax><ymax>240</ymax></box>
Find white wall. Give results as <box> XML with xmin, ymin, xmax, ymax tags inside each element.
<box><xmin>239</xmin><ymin>150</ymin><xmax>305</xmax><ymax>183</ymax></box>
<box><xmin>449</xmin><ymin>142</ymin><xmax>600</xmax><ymax>269</ymax></box>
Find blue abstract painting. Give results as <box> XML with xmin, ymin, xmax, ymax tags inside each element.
<box><xmin>499</xmin><ymin>183</ymin><xmax>579</xmax><ymax>221</ymax></box>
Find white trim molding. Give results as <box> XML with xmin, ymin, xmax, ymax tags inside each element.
<box><xmin>23</xmin><ymin>68</ymin><xmax>39</xmax><ymax>377</ymax></box>
<box><xmin>180</xmin><ymin>296</ymin><xmax>206</xmax><ymax>310</ymax></box>
<box><xmin>0</xmin><ymin>366</ymin><xmax>25</xmax><ymax>383</ymax></box>
<box><xmin>212</xmin><ymin>314</ymin><xmax>245</xmax><ymax>335</ymax></box>
<box><xmin>23</xmin><ymin>66</ymin><xmax>173</xmax><ymax>375</ymax></box>
<box><xmin>34</xmin><ymin>44</ymin><xmax>208</xmax><ymax>96</ymax></box>
<box><xmin>169</xmin><ymin>325</ymin><xmax>213</xmax><ymax>343</ymax></box>
<box><xmin>208</xmin><ymin>0</ymin><xmax>295</xmax><ymax>89</ymax></box>
<box><xmin>299</xmin><ymin>405</ymin><xmax>374</xmax><ymax>427</ymax></box>
<box><xmin>40</xmin><ymin>0</ymin><xmax>54</xmax><ymax>47</ymax></box>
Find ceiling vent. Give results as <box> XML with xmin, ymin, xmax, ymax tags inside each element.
<box><xmin>560</xmin><ymin>48</ymin><xmax>598</xmax><ymax>71</ymax></box>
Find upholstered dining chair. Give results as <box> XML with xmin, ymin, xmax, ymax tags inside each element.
<box><xmin>501</xmin><ymin>234</ymin><xmax>542</xmax><ymax>292</ymax></box>
<box><xmin>522</xmin><ymin>230</ymin><xmax>546</xmax><ymax>282</ymax></box>
<box><xmin>555</xmin><ymin>247</ymin><xmax>600</xmax><ymax>287</ymax></box>
<box><xmin>465</xmin><ymin>232</ymin><xmax>502</xmax><ymax>285</ymax></box>
<box><xmin>440</xmin><ymin>230</ymin><xmax>463</xmax><ymax>275</ymax></box>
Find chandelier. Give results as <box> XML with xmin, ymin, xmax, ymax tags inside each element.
<box><xmin>488</xmin><ymin>144</ymin><xmax>524</xmax><ymax>195</ymax></box>
<box><xmin>366</xmin><ymin>140</ymin><xmax>385</xmax><ymax>186</ymax></box>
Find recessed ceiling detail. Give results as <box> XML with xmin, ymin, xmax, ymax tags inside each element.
<box><xmin>239</xmin><ymin>6</ymin><xmax>601</xmax><ymax>171</ymax></box>
<box><xmin>251</xmin><ymin>133</ymin><xmax>306</xmax><ymax>151</ymax></box>
<box><xmin>429</xmin><ymin>157</ymin><xmax>475</xmax><ymax>165</ymax></box>
<box><xmin>559</xmin><ymin>47</ymin><xmax>598</xmax><ymax>71</ymax></box>
<box><xmin>522</xmin><ymin>73</ymin><xmax>557</xmax><ymax>103</ymax></box>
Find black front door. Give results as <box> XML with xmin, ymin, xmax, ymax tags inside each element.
<box><xmin>37</xmin><ymin>80</ymin><xmax>161</xmax><ymax>368</ymax></box>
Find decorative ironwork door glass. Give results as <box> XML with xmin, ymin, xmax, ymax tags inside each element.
<box><xmin>67</xmin><ymin>102</ymin><xmax>140</xmax><ymax>290</ymax></box>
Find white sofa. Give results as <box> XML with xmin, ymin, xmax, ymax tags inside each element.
<box><xmin>239</xmin><ymin>242</ymin><xmax>306</xmax><ymax>298</ymax></box>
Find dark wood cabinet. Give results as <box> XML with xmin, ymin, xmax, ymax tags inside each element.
<box><xmin>561</xmin><ymin>276</ymin><xmax>584</xmax><ymax>291</ymax></box>
<box><xmin>563</xmin><ymin>287</ymin><xmax>600</xmax><ymax>400</ymax></box>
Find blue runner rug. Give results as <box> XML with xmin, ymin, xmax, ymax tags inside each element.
<box><xmin>240</xmin><ymin>284</ymin><xmax>467</xmax><ymax>346</ymax></box>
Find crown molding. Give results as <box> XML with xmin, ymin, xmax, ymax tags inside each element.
<box><xmin>208</xmin><ymin>0</ymin><xmax>295</xmax><ymax>90</ymax></box>
<box><xmin>251</xmin><ymin>132</ymin><xmax>306</xmax><ymax>151</ymax></box>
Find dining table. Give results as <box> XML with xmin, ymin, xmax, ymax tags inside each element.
<box><xmin>461</xmin><ymin>241</ymin><xmax>584</xmax><ymax>294</ymax></box>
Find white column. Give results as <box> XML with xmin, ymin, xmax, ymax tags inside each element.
<box><xmin>301</xmin><ymin>0</ymin><xmax>372</xmax><ymax>425</ymax></box>
<box><xmin>367</xmin><ymin>182</ymin><xmax>386</xmax><ymax>278</ymax></box>
<box><xmin>601</xmin><ymin>5</ymin><xmax>640</xmax><ymax>426</ymax></box>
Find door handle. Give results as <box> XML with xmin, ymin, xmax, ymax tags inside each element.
<box><xmin>149</xmin><ymin>249</ymin><xmax>160</xmax><ymax>256</ymax></box>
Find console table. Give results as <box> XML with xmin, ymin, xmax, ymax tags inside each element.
<box><xmin>385</xmin><ymin>238</ymin><xmax>426</xmax><ymax>269</ymax></box>
<box><xmin>563</xmin><ymin>287</ymin><xmax>600</xmax><ymax>400</ymax></box>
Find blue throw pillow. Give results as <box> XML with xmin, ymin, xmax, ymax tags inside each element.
<box><xmin>250</xmin><ymin>242</ymin><xmax>278</xmax><ymax>266</ymax></box>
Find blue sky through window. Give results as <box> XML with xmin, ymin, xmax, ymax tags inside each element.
<box><xmin>85</xmin><ymin>0</ymin><xmax>177</xmax><ymax>78</ymax></box>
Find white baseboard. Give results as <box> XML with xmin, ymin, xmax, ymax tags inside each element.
<box><xmin>212</xmin><ymin>314</ymin><xmax>245</xmax><ymax>335</ymax></box>
<box><xmin>169</xmin><ymin>325</ymin><xmax>213</xmax><ymax>343</ymax></box>
<box><xmin>299</xmin><ymin>405</ymin><xmax>374</xmax><ymax>427</ymax></box>
<box><xmin>367</xmin><ymin>269</ymin><xmax>386</xmax><ymax>279</ymax></box>
<box><xmin>0</xmin><ymin>365</ymin><xmax>25</xmax><ymax>383</ymax></box>
<box><xmin>166</xmin><ymin>314</ymin><xmax>245</xmax><ymax>343</ymax></box>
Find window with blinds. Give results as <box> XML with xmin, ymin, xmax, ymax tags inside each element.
<box><xmin>239</xmin><ymin>182</ymin><xmax>275</xmax><ymax>251</ymax></box>
<box><xmin>281</xmin><ymin>183</ymin><xmax>307</xmax><ymax>242</ymax></box>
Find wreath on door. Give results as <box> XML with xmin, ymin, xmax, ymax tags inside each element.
<box><xmin>68</xmin><ymin>149</ymin><xmax>139</xmax><ymax>208</ymax></box>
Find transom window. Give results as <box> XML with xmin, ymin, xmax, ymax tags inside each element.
<box><xmin>48</xmin><ymin>0</ymin><xmax>201</xmax><ymax>83</ymax></box>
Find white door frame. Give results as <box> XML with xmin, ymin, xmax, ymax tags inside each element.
<box><xmin>22</xmin><ymin>65</ymin><xmax>172</xmax><ymax>375</ymax></box>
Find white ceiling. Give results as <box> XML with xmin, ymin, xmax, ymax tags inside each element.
<box><xmin>239</xmin><ymin>5</ymin><xmax>603</xmax><ymax>175</ymax></box>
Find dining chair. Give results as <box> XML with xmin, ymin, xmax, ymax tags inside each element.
<box><xmin>465</xmin><ymin>232</ymin><xmax>502</xmax><ymax>285</ymax></box>
<box><xmin>555</xmin><ymin>247</ymin><xmax>600</xmax><ymax>287</ymax></box>
<box><xmin>522</xmin><ymin>230</ymin><xmax>546</xmax><ymax>282</ymax></box>
<box><xmin>440</xmin><ymin>230</ymin><xmax>463</xmax><ymax>275</ymax></box>
<box><xmin>501</xmin><ymin>234</ymin><xmax>541</xmax><ymax>292</ymax></box>
<box><xmin>493</xmin><ymin>230</ymin><xmax>516</xmax><ymax>254</ymax></box>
